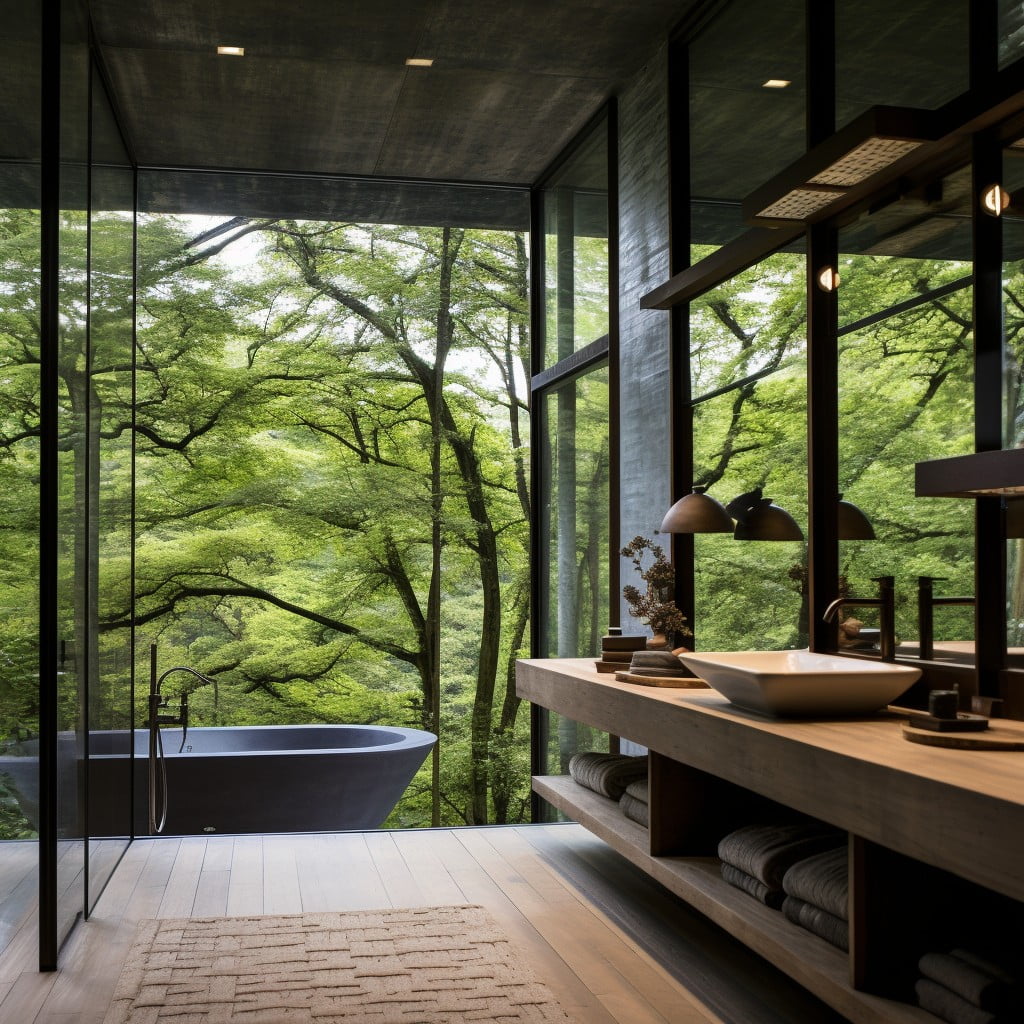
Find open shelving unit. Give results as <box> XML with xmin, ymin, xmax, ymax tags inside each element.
<box><xmin>519</xmin><ymin>658</ymin><xmax>1024</xmax><ymax>1024</ymax></box>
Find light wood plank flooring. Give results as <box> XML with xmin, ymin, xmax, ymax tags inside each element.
<box><xmin>0</xmin><ymin>825</ymin><xmax>847</xmax><ymax>1024</ymax></box>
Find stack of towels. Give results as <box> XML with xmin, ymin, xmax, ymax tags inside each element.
<box><xmin>717</xmin><ymin>823</ymin><xmax>848</xmax><ymax>950</ymax></box>
<box><xmin>780</xmin><ymin>847</ymin><xmax>849</xmax><ymax>952</ymax></box>
<box><xmin>567</xmin><ymin>753</ymin><xmax>649</xmax><ymax>828</ymax></box>
<box><xmin>916</xmin><ymin>948</ymin><xmax>1022</xmax><ymax>1024</ymax></box>
<box><xmin>619</xmin><ymin>779</ymin><xmax>648</xmax><ymax>828</ymax></box>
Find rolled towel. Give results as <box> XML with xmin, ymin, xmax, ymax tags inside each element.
<box><xmin>717</xmin><ymin>823</ymin><xmax>845</xmax><ymax>889</ymax></box>
<box><xmin>915</xmin><ymin>978</ymin><xmax>1002</xmax><ymax>1024</ymax></box>
<box><xmin>619</xmin><ymin>790</ymin><xmax>649</xmax><ymax>828</ymax></box>
<box><xmin>782</xmin><ymin>846</ymin><xmax>848</xmax><ymax>921</ymax></box>
<box><xmin>624</xmin><ymin>779</ymin><xmax>647</xmax><ymax>803</ymax></box>
<box><xmin>721</xmin><ymin>862</ymin><xmax>785</xmax><ymax>910</ymax></box>
<box><xmin>782</xmin><ymin>895</ymin><xmax>848</xmax><ymax>952</ymax></box>
<box><xmin>952</xmin><ymin>949</ymin><xmax>1024</xmax><ymax>991</ymax></box>
<box><xmin>567</xmin><ymin>752</ymin><xmax>647</xmax><ymax>800</ymax></box>
<box><xmin>919</xmin><ymin>952</ymin><xmax>1022</xmax><ymax>1014</ymax></box>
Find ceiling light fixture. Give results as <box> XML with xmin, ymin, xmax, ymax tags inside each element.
<box><xmin>726</xmin><ymin>488</ymin><xmax>804</xmax><ymax>541</ymax></box>
<box><xmin>216</xmin><ymin>45</ymin><xmax>245</xmax><ymax>56</ymax></box>
<box><xmin>981</xmin><ymin>183</ymin><xmax>1011</xmax><ymax>216</ymax></box>
<box><xmin>742</xmin><ymin>106</ymin><xmax>937</xmax><ymax>225</ymax></box>
<box><xmin>405</xmin><ymin>57</ymin><xmax>434</xmax><ymax>67</ymax></box>
<box><xmin>763</xmin><ymin>79</ymin><xmax>791</xmax><ymax>89</ymax></box>
<box><xmin>660</xmin><ymin>486</ymin><xmax>734</xmax><ymax>533</ymax></box>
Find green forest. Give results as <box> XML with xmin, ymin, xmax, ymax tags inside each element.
<box><xmin>3</xmin><ymin>204</ymin><xmax>1024</xmax><ymax>840</ymax></box>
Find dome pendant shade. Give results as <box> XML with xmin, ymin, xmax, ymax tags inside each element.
<box><xmin>838</xmin><ymin>496</ymin><xmax>875</xmax><ymax>540</ymax></box>
<box><xmin>660</xmin><ymin>488</ymin><xmax>734</xmax><ymax>533</ymax></box>
<box><xmin>727</xmin><ymin>487</ymin><xmax>804</xmax><ymax>541</ymax></box>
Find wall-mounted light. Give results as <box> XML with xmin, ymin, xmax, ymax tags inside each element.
<box><xmin>726</xmin><ymin>487</ymin><xmax>804</xmax><ymax>541</ymax></box>
<box><xmin>763</xmin><ymin>79</ymin><xmax>791</xmax><ymax>89</ymax></box>
<box><xmin>660</xmin><ymin>486</ymin><xmax>734</xmax><ymax>533</ymax></box>
<box><xmin>981</xmin><ymin>183</ymin><xmax>1011</xmax><ymax>216</ymax></box>
<box><xmin>816</xmin><ymin>265</ymin><xmax>841</xmax><ymax>292</ymax></box>
<box><xmin>405</xmin><ymin>57</ymin><xmax>435</xmax><ymax>67</ymax></box>
<box><xmin>216</xmin><ymin>45</ymin><xmax>245</xmax><ymax>56</ymax></box>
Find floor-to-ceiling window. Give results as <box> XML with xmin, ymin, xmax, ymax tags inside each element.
<box><xmin>530</xmin><ymin>108</ymin><xmax>615</xmax><ymax>797</ymax></box>
<box><xmin>0</xmin><ymin>0</ymin><xmax>42</xmax><ymax>958</ymax></box>
<box><xmin>131</xmin><ymin>172</ymin><xmax>531</xmax><ymax>829</ymax></box>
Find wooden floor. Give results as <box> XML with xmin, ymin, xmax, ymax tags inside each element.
<box><xmin>0</xmin><ymin>824</ymin><xmax>846</xmax><ymax>1024</ymax></box>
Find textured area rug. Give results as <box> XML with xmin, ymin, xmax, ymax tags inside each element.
<box><xmin>104</xmin><ymin>905</ymin><xmax>575</xmax><ymax>1023</ymax></box>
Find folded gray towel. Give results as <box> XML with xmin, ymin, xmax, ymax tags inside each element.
<box><xmin>619</xmin><ymin>790</ymin><xmax>649</xmax><ymax>828</ymax></box>
<box><xmin>952</xmin><ymin>949</ymin><xmax>1024</xmax><ymax>991</ymax></box>
<box><xmin>916</xmin><ymin>978</ymin><xmax>1002</xmax><ymax>1024</ymax></box>
<box><xmin>624</xmin><ymin>779</ymin><xmax>647</xmax><ymax>803</ymax></box>
<box><xmin>782</xmin><ymin>896</ymin><xmax>848</xmax><ymax>952</ymax></box>
<box><xmin>568</xmin><ymin>752</ymin><xmax>647</xmax><ymax>800</ymax></box>
<box><xmin>721</xmin><ymin>862</ymin><xmax>785</xmax><ymax>910</ymax></box>
<box><xmin>782</xmin><ymin>846</ymin><xmax>848</xmax><ymax>921</ymax></box>
<box><xmin>919</xmin><ymin>952</ymin><xmax>1022</xmax><ymax>1014</ymax></box>
<box><xmin>717</xmin><ymin>823</ymin><xmax>845</xmax><ymax>889</ymax></box>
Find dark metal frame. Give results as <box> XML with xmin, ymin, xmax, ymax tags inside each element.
<box><xmin>528</xmin><ymin>103</ymin><xmax>618</xmax><ymax>820</ymax></box>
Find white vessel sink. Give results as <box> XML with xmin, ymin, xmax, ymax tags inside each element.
<box><xmin>676</xmin><ymin>649</ymin><xmax>921</xmax><ymax>717</ymax></box>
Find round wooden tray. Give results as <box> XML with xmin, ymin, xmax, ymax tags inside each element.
<box><xmin>902</xmin><ymin>722</ymin><xmax>1024</xmax><ymax>750</ymax></box>
<box><xmin>613</xmin><ymin>670</ymin><xmax>710</xmax><ymax>689</ymax></box>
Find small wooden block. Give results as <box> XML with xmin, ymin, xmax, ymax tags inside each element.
<box><xmin>904</xmin><ymin>712</ymin><xmax>989</xmax><ymax>733</ymax></box>
<box><xmin>613</xmin><ymin>670</ymin><xmax>710</xmax><ymax>689</ymax></box>
<box><xmin>902</xmin><ymin>722</ymin><xmax>1024</xmax><ymax>750</ymax></box>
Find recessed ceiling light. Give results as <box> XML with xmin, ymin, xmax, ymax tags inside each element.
<box><xmin>405</xmin><ymin>57</ymin><xmax>434</xmax><ymax>67</ymax></box>
<box><xmin>217</xmin><ymin>45</ymin><xmax>245</xmax><ymax>56</ymax></box>
<box><xmin>763</xmin><ymin>79</ymin><xmax>791</xmax><ymax>89</ymax></box>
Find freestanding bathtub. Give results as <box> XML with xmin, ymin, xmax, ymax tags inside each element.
<box><xmin>1</xmin><ymin>725</ymin><xmax>436</xmax><ymax>836</ymax></box>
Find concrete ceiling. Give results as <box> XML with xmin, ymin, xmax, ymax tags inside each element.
<box><xmin>90</xmin><ymin>0</ymin><xmax>693</xmax><ymax>185</ymax></box>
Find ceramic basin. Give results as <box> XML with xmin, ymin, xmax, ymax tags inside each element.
<box><xmin>676</xmin><ymin>649</ymin><xmax>921</xmax><ymax>717</ymax></box>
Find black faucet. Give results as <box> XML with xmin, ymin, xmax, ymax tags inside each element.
<box><xmin>917</xmin><ymin>576</ymin><xmax>974</xmax><ymax>660</ymax></box>
<box><xmin>822</xmin><ymin>575</ymin><xmax>896</xmax><ymax>662</ymax></box>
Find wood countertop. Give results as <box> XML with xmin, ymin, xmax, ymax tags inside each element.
<box><xmin>517</xmin><ymin>657</ymin><xmax>1024</xmax><ymax>904</ymax></box>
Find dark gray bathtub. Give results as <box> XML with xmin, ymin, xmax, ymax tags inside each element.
<box><xmin>2</xmin><ymin>725</ymin><xmax>436</xmax><ymax>836</ymax></box>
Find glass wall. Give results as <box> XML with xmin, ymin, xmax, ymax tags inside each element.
<box><xmin>689</xmin><ymin>0</ymin><xmax>805</xmax><ymax>254</ymax></box>
<box><xmin>55</xmin><ymin>0</ymin><xmax>90</xmax><ymax>950</ymax></box>
<box><xmin>838</xmin><ymin>166</ymin><xmax>974</xmax><ymax>664</ymax></box>
<box><xmin>539</xmin><ymin>114</ymin><xmax>609</xmax><ymax>368</ymax></box>
<box><xmin>836</xmin><ymin>1</ymin><xmax>968</xmax><ymax>127</ymax></box>
<box><xmin>86</xmin><ymin>64</ymin><xmax>135</xmax><ymax>909</ymax></box>
<box><xmin>0</xmin><ymin>0</ymin><xmax>41</xmax><ymax>956</ymax></box>
<box><xmin>689</xmin><ymin>253</ymin><xmax>808</xmax><ymax>649</ymax></box>
<box><xmin>532</xmin><ymin>113</ymin><xmax>612</xmax><ymax>796</ymax></box>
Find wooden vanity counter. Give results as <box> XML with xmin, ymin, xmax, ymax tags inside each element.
<box><xmin>519</xmin><ymin>657</ymin><xmax>1024</xmax><ymax>1023</ymax></box>
<box><xmin>518</xmin><ymin>657</ymin><xmax>1024</xmax><ymax>904</ymax></box>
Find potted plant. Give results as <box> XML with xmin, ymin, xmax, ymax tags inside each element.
<box><xmin>621</xmin><ymin>535</ymin><xmax>693</xmax><ymax>650</ymax></box>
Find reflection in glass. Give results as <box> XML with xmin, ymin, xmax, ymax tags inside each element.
<box><xmin>55</xmin><ymin>0</ymin><xmax>90</xmax><ymax>947</ymax></box>
<box><xmin>689</xmin><ymin>0</ymin><xmax>804</xmax><ymax>256</ymax></box>
<box><xmin>540</xmin><ymin>369</ymin><xmax>610</xmax><ymax>660</ymax></box>
<box><xmin>689</xmin><ymin>252</ymin><xmax>806</xmax><ymax>399</ymax></box>
<box><xmin>0</xmin><ymin>188</ymin><xmax>40</xmax><ymax>949</ymax></box>
<box><xmin>692</xmin><ymin>367</ymin><xmax>808</xmax><ymax>651</ymax></box>
<box><xmin>87</xmin><ymin>65</ymin><xmax>135</xmax><ymax>909</ymax></box>
<box><xmin>539</xmin><ymin>115</ymin><xmax>608</xmax><ymax>368</ymax></box>
<box><xmin>836</xmin><ymin>0</ymin><xmax>967</xmax><ymax>127</ymax></box>
<box><xmin>839</xmin><ymin>184</ymin><xmax>974</xmax><ymax>664</ymax></box>
<box><xmin>1002</xmin><ymin>141</ymin><xmax>1024</xmax><ymax>659</ymax></box>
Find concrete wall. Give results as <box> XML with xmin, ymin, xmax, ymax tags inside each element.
<box><xmin>615</xmin><ymin>46</ymin><xmax>672</xmax><ymax>755</ymax></box>
<box><xmin>616</xmin><ymin>43</ymin><xmax>672</xmax><ymax>632</ymax></box>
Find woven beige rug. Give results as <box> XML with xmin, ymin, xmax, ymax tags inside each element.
<box><xmin>104</xmin><ymin>904</ymin><xmax>575</xmax><ymax>1023</ymax></box>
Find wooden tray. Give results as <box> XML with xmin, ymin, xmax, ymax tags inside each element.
<box><xmin>614</xmin><ymin>670</ymin><xmax>710</xmax><ymax>689</ymax></box>
<box><xmin>902</xmin><ymin>722</ymin><xmax>1024</xmax><ymax>750</ymax></box>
